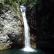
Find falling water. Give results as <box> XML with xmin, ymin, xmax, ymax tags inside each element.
<box><xmin>20</xmin><ymin>5</ymin><xmax>35</xmax><ymax>52</ymax></box>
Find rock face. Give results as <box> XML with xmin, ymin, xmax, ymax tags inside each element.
<box><xmin>35</xmin><ymin>0</ymin><xmax>54</xmax><ymax>54</ymax></box>
<box><xmin>26</xmin><ymin>5</ymin><xmax>37</xmax><ymax>48</ymax></box>
<box><xmin>0</xmin><ymin>5</ymin><xmax>24</xmax><ymax>50</ymax></box>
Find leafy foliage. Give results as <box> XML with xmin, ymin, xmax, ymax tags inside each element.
<box><xmin>0</xmin><ymin>0</ymin><xmax>37</xmax><ymax>17</ymax></box>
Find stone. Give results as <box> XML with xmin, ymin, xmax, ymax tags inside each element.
<box><xmin>0</xmin><ymin>4</ymin><xmax>24</xmax><ymax>49</ymax></box>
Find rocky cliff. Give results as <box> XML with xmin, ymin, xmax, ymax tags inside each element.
<box><xmin>0</xmin><ymin>4</ymin><xmax>24</xmax><ymax>50</ymax></box>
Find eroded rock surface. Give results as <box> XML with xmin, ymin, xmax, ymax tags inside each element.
<box><xmin>0</xmin><ymin>5</ymin><xmax>24</xmax><ymax>50</ymax></box>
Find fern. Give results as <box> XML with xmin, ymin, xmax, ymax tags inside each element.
<box><xmin>0</xmin><ymin>0</ymin><xmax>37</xmax><ymax>17</ymax></box>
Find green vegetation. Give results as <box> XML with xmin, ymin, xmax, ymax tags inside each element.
<box><xmin>0</xmin><ymin>0</ymin><xmax>37</xmax><ymax>18</ymax></box>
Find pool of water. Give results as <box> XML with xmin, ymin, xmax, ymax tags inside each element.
<box><xmin>0</xmin><ymin>48</ymin><xmax>45</xmax><ymax>54</ymax></box>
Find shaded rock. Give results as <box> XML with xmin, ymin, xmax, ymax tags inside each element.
<box><xmin>30</xmin><ymin>34</ymin><xmax>37</xmax><ymax>48</ymax></box>
<box><xmin>0</xmin><ymin>33</ymin><xmax>12</xmax><ymax>50</ymax></box>
<box><xmin>7</xmin><ymin>32</ymin><xmax>24</xmax><ymax>48</ymax></box>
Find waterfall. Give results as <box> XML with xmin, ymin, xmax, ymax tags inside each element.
<box><xmin>20</xmin><ymin>5</ymin><xmax>35</xmax><ymax>52</ymax></box>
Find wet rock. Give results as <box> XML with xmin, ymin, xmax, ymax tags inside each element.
<box><xmin>30</xmin><ymin>34</ymin><xmax>37</xmax><ymax>48</ymax></box>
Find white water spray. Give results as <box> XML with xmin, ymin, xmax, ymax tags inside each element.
<box><xmin>20</xmin><ymin>5</ymin><xmax>35</xmax><ymax>52</ymax></box>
